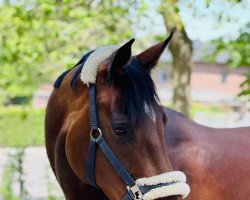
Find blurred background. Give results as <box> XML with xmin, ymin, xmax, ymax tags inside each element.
<box><xmin>0</xmin><ymin>0</ymin><xmax>249</xmax><ymax>199</ymax></box>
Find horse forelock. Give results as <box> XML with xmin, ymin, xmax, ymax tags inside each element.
<box><xmin>116</xmin><ymin>58</ymin><xmax>159</xmax><ymax>123</ymax></box>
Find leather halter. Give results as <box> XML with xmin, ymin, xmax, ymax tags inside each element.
<box><xmin>87</xmin><ymin>84</ymin><xmax>143</xmax><ymax>199</ymax></box>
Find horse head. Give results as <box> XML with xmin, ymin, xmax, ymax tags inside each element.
<box><xmin>47</xmin><ymin>33</ymin><xmax>189</xmax><ymax>200</ymax></box>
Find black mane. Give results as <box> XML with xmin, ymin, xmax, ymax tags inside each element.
<box><xmin>54</xmin><ymin>50</ymin><xmax>94</xmax><ymax>89</ymax></box>
<box><xmin>54</xmin><ymin>52</ymin><xmax>158</xmax><ymax>123</ymax></box>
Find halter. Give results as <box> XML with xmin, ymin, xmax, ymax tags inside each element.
<box><xmin>86</xmin><ymin>84</ymin><xmax>190</xmax><ymax>200</ymax></box>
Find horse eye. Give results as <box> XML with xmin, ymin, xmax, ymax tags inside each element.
<box><xmin>113</xmin><ymin>127</ymin><xmax>128</xmax><ymax>136</ymax></box>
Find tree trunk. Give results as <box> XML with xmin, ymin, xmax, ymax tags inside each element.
<box><xmin>160</xmin><ymin>0</ymin><xmax>193</xmax><ymax>117</ymax></box>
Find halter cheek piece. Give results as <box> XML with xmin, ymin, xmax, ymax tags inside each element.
<box><xmin>87</xmin><ymin>84</ymin><xmax>142</xmax><ymax>199</ymax></box>
<box><xmin>86</xmin><ymin>84</ymin><xmax>190</xmax><ymax>200</ymax></box>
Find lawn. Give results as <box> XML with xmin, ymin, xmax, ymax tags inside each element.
<box><xmin>162</xmin><ymin>101</ymin><xmax>231</xmax><ymax>118</ymax></box>
<box><xmin>0</xmin><ymin>106</ymin><xmax>45</xmax><ymax>147</ymax></box>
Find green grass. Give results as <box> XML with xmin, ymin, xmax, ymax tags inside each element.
<box><xmin>0</xmin><ymin>106</ymin><xmax>45</xmax><ymax>147</ymax></box>
<box><xmin>190</xmin><ymin>102</ymin><xmax>232</xmax><ymax>117</ymax></box>
<box><xmin>162</xmin><ymin>101</ymin><xmax>232</xmax><ymax>118</ymax></box>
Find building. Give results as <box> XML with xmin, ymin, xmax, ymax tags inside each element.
<box><xmin>153</xmin><ymin>62</ymin><xmax>248</xmax><ymax>108</ymax></box>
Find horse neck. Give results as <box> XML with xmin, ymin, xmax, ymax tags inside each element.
<box><xmin>164</xmin><ymin>107</ymin><xmax>197</xmax><ymax>144</ymax></box>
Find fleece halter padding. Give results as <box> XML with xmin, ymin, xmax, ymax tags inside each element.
<box><xmin>136</xmin><ymin>171</ymin><xmax>186</xmax><ymax>186</ymax></box>
<box><xmin>80</xmin><ymin>45</ymin><xmax>120</xmax><ymax>86</ymax></box>
<box><xmin>135</xmin><ymin>171</ymin><xmax>190</xmax><ymax>200</ymax></box>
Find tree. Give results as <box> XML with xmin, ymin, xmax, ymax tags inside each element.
<box><xmin>159</xmin><ymin>0</ymin><xmax>193</xmax><ymax>117</ymax></box>
<box><xmin>157</xmin><ymin>0</ymin><xmax>248</xmax><ymax>116</ymax></box>
<box><xmin>0</xmin><ymin>0</ymin><xmax>134</xmax><ymax>103</ymax></box>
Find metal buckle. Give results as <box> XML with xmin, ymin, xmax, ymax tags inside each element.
<box><xmin>127</xmin><ymin>184</ymin><xmax>143</xmax><ymax>200</ymax></box>
<box><xmin>90</xmin><ymin>128</ymin><xmax>102</xmax><ymax>142</ymax></box>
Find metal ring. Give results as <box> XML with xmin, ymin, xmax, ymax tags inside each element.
<box><xmin>90</xmin><ymin>128</ymin><xmax>102</xmax><ymax>141</ymax></box>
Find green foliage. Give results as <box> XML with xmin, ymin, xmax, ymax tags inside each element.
<box><xmin>0</xmin><ymin>106</ymin><xmax>45</xmax><ymax>147</ymax></box>
<box><xmin>0</xmin><ymin>0</ymin><xmax>134</xmax><ymax>103</ymax></box>
<box><xmin>211</xmin><ymin>24</ymin><xmax>250</xmax><ymax>100</ymax></box>
<box><xmin>239</xmin><ymin>72</ymin><xmax>250</xmax><ymax>100</ymax></box>
<box><xmin>212</xmin><ymin>30</ymin><xmax>250</xmax><ymax>67</ymax></box>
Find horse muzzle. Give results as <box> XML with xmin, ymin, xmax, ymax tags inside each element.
<box><xmin>123</xmin><ymin>171</ymin><xmax>190</xmax><ymax>200</ymax></box>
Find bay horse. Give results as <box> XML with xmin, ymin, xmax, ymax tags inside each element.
<box><xmin>45</xmin><ymin>33</ymin><xmax>250</xmax><ymax>200</ymax></box>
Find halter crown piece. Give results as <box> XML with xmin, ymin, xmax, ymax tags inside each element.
<box><xmin>81</xmin><ymin>46</ymin><xmax>190</xmax><ymax>199</ymax></box>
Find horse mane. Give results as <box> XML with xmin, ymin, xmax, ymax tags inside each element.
<box><xmin>54</xmin><ymin>50</ymin><xmax>94</xmax><ymax>89</ymax></box>
<box><xmin>53</xmin><ymin>50</ymin><xmax>158</xmax><ymax>123</ymax></box>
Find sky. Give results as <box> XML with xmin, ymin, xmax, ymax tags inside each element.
<box><xmin>134</xmin><ymin>0</ymin><xmax>250</xmax><ymax>42</ymax></box>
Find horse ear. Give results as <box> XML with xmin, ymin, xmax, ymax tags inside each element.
<box><xmin>109</xmin><ymin>38</ymin><xmax>135</xmax><ymax>78</ymax></box>
<box><xmin>136</xmin><ymin>32</ymin><xmax>173</xmax><ymax>71</ymax></box>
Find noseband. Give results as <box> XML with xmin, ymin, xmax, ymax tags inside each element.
<box><xmin>86</xmin><ymin>84</ymin><xmax>190</xmax><ymax>200</ymax></box>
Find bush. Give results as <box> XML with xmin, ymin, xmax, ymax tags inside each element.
<box><xmin>0</xmin><ymin>106</ymin><xmax>45</xmax><ymax>147</ymax></box>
